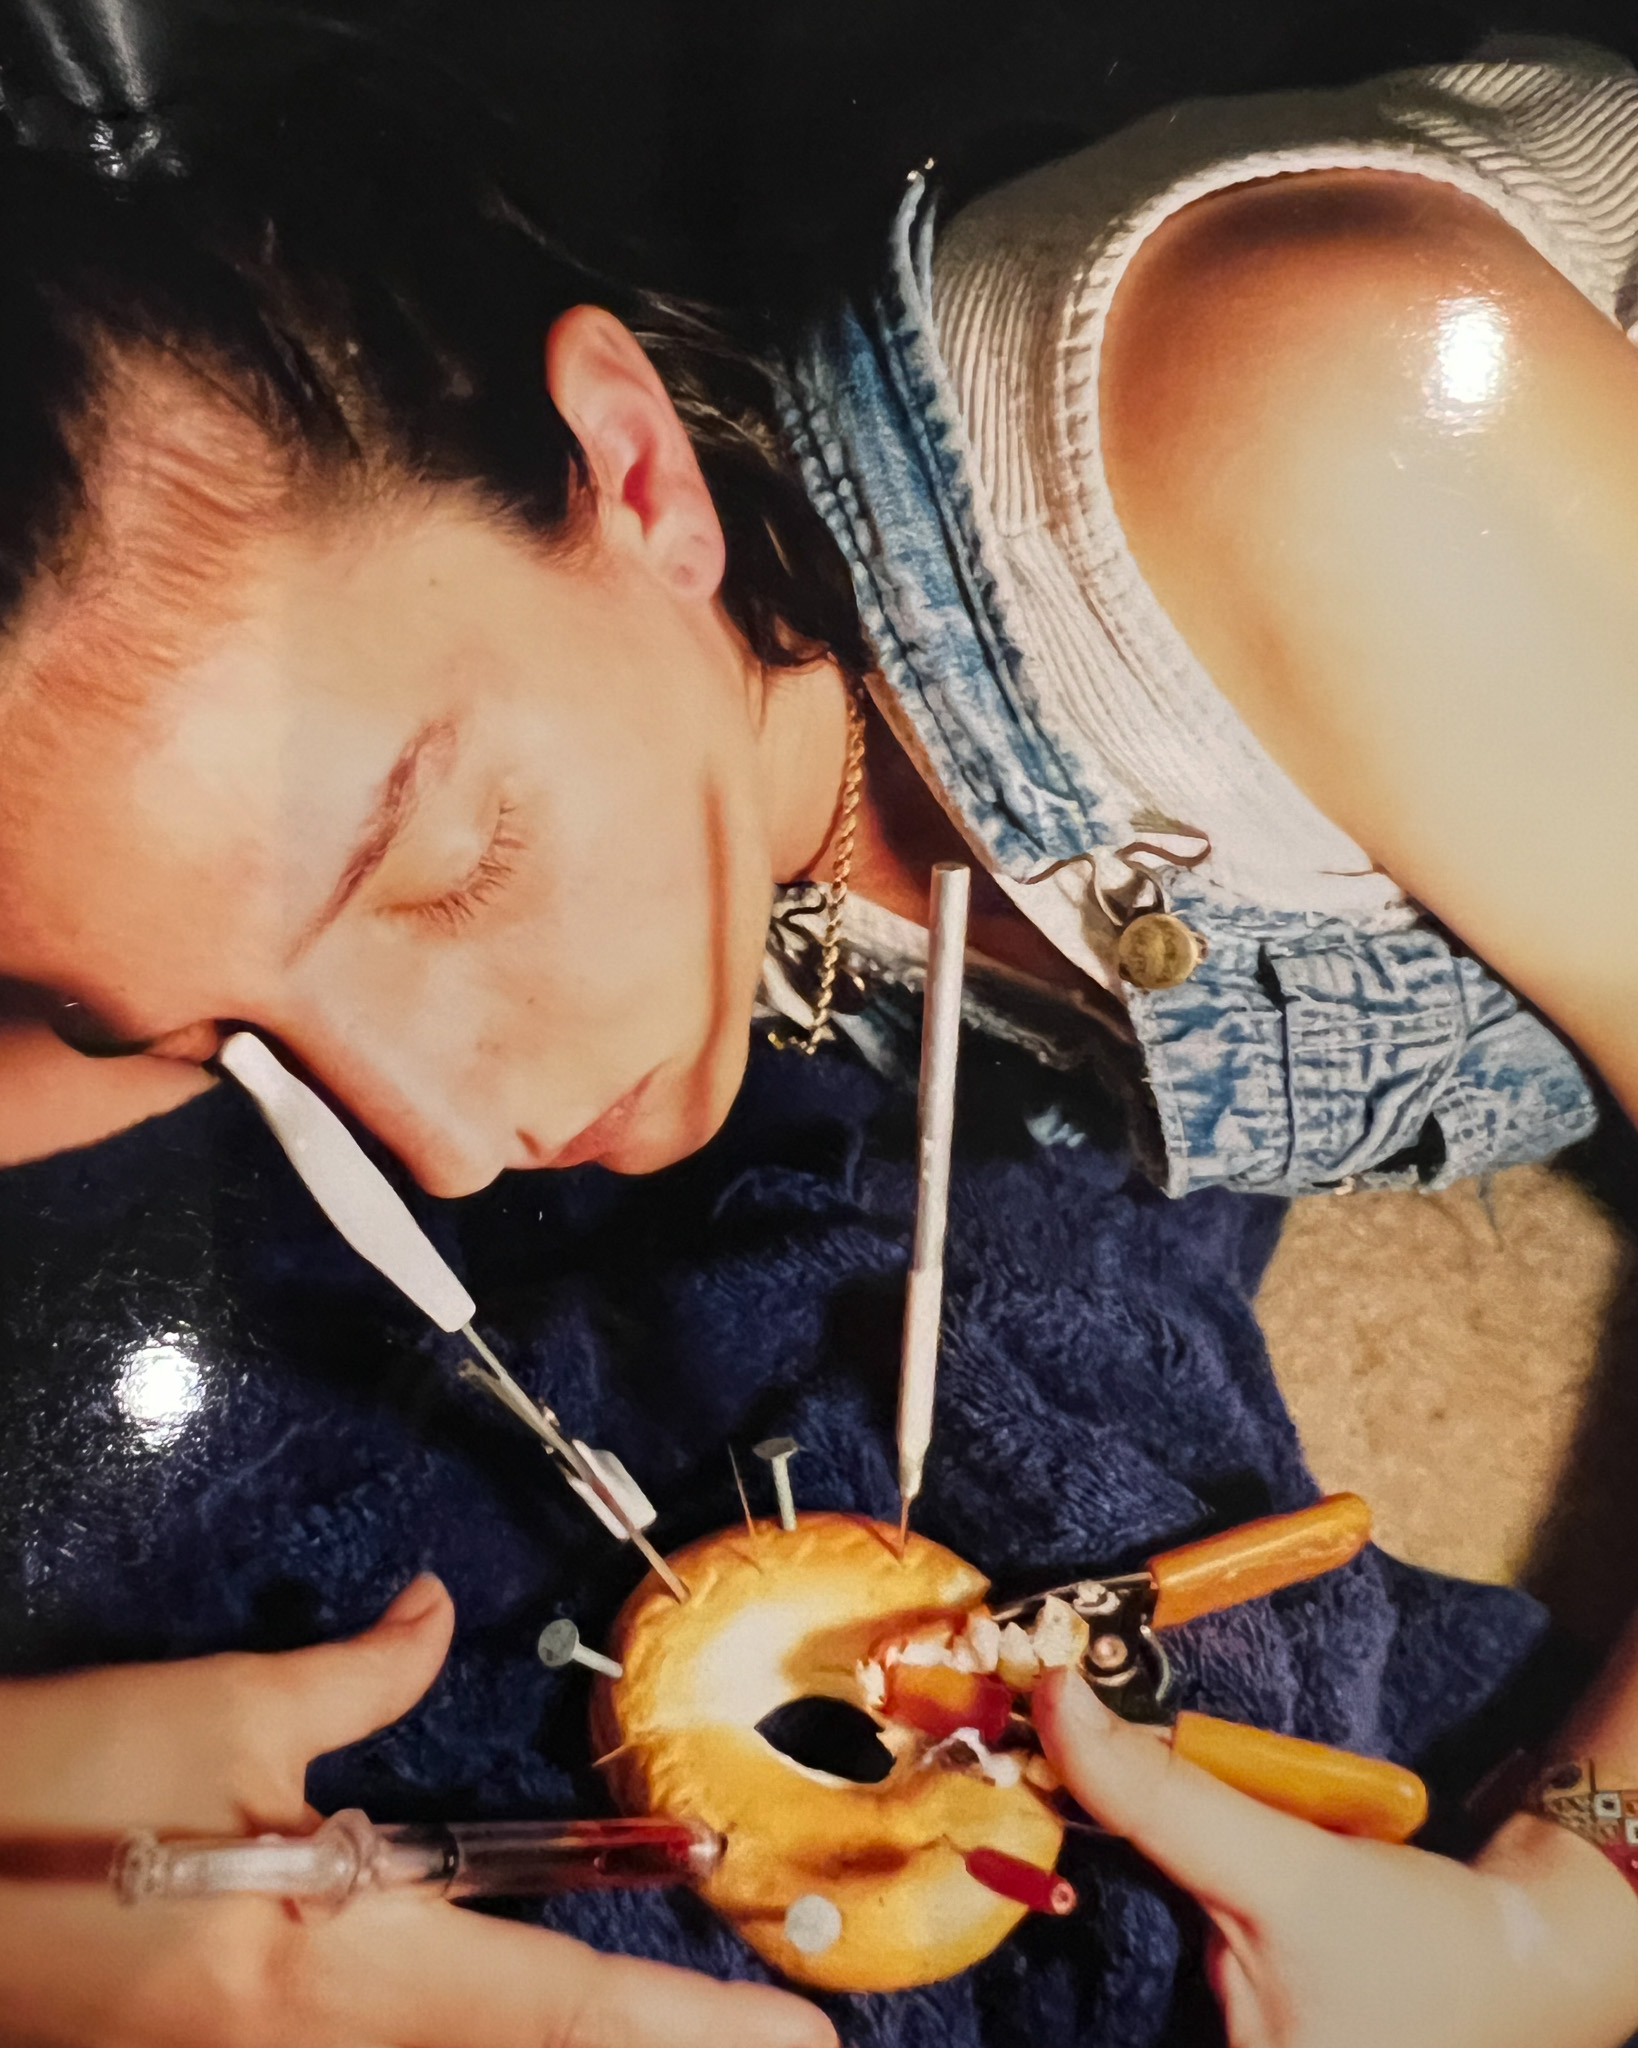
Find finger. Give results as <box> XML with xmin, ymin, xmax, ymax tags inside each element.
<box><xmin>1035</xmin><ymin>1668</ymin><xmax>1330</xmax><ymax>1912</ymax></box>
<box><xmin>0</xmin><ymin>1887</ymin><xmax>295</xmax><ymax>2048</ymax></box>
<box><xmin>323</xmin><ymin>1894</ymin><xmax>837</xmax><ymax>2048</ymax></box>
<box><xmin>261</xmin><ymin>1574</ymin><xmax>456</xmax><ymax>1768</ymax></box>
<box><xmin>1203</xmin><ymin>1920</ymin><xmax>1274</xmax><ymax>2047</ymax></box>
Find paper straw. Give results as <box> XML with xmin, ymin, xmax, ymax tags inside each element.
<box><xmin>896</xmin><ymin>862</ymin><xmax>970</xmax><ymax>1538</ymax></box>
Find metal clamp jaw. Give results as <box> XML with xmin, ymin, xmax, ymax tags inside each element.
<box><xmin>994</xmin><ymin>1495</ymin><xmax>1381</xmax><ymax>1723</ymax></box>
<box><xmin>990</xmin><ymin>1575</ymin><xmax>1173</xmax><ymax>1722</ymax></box>
<box><xmin>984</xmin><ymin>1500</ymin><xmax>1431</xmax><ymax>1847</ymax></box>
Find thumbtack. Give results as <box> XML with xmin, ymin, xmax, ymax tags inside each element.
<box><xmin>784</xmin><ymin>1892</ymin><xmax>843</xmax><ymax>1956</ymax></box>
<box><xmin>753</xmin><ymin>1436</ymin><xmax>801</xmax><ymax>1532</ymax></box>
<box><xmin>536</xmin><ymin>1618</ymin><xmax>624</xmax><ymax>1680</ymax></box>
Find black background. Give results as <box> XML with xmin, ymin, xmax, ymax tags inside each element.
<box><xmin>6</xmin><ymin>0</ymin><xmax>1638</xmax><ymax>308</ymax></box>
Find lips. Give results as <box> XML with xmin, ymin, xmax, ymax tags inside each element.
<box><xmin>541</xmin><ymin>1068</ymin><xmax>657</xmax><ymax>1170</ymax></box>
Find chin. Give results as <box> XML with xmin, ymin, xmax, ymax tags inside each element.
<box><xmin>603</xmin><ymin>1030</ymin><xmax>749</xmax><ymax>1175</ymax></box>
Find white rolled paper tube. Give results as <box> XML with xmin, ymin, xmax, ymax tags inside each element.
<box><xmin>896</xmin><ymin>862</ymin><xmax>970</xmax><ymax>1508</ymax></box>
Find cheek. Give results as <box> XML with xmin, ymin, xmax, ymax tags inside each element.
<box><xmin>284</xmin><ymin>689</ymin><xmax>776</xmax><ymax>1140</ymax></box>
<box><xmin>529</xmin><ymin>698</ymin><xmax>774</xmax><ymax>1010</ymax></box>
<box><xmin>295</xmin><ymin>848</ymin><xmax>689</xmax><ymax>1094</ymax></box>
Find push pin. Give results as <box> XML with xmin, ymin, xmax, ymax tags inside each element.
<box><xmin>536</xmin><ymin>1618</ymin><xmax>623</xmax><ymax>1680</ymax></box>
<box><xmin>753</xmin><ymin>1436</ymin><xmax>801</xmax><ymax>1532</ymax></box>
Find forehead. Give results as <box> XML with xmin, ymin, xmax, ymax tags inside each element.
<box><xmin>0</xmin><ymin>365</ymin><xmax>314</xmax><ymax>853</ymax></box>
<box><xmin>0</xmin><ymin>346</ymin><xmax>549</xmax><ymax>750</ymax></box>
<box><xmin>0</xmin><ymin>582</ymin><xmax>311</xmax><ymax>1018</ymax></box>
<box><xmin>0</xmin><ymin>429</ymin><xmax>520</xmax><ymax>1017</ymax></box>
<box><xmin>26</xmin><ymin>354</ymin><xmax>311</xmax><ymax>720</ymax></box>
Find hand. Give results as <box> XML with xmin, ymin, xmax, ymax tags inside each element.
<box><xmin>1036</xmin><ymin>1669</ymin><xmax>1638</xmax><ymax>2048</ymax></box>
<box><xmin>0</xmin><ymin>1577</ymin><xmax>834</xmax><ymax>2048</ymax></box>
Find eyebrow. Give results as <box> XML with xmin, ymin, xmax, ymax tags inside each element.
<box><xmin>287</xmin><ymin>716</ymin><xmax>459</xmax><ymax>964</ymax></box>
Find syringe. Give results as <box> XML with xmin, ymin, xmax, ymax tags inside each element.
<box><xmin>115</xmin><ymin>1811</ymin><xmax>723</xmax><ymax>1908</ymax></box>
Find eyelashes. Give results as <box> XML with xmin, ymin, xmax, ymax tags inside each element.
<box><xmin>400</xmin><ymin>802</ymin><xmax>526</xmax><ymax>934</ymax></box>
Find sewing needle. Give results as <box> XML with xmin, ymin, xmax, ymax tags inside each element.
<box><xmin>728</xmin><ymin>1445</ymin><xmax>763</xmax><ymax>1555</ymax></box>
<box><xmin>896</xmin><ymin>861</ymin><xmax>970</xmax><ymax>1555</ymax></box>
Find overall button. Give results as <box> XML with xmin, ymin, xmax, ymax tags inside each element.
<box><xmin>1117</xmin><ymin>913</ymin><xmax>1205</xmax><ymax>990</ymax></box>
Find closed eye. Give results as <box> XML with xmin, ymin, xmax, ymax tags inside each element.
<box><xmin>399</xmin><ymin>803</ymin><xmax>525</xmax><ymax>934</ymax></box>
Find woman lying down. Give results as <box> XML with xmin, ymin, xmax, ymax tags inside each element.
<box><xmin>0</xmin><ymin>30</ymin><xmax>1636</xmax><ymax>2048</ymax></box>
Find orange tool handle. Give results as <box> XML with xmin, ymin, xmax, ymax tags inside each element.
<box><xmin>1148</xmin><ymin>1493</ymin><xmax>1372</xmax><ymax>1631</ymax></box>
<box><xmin>1173</xmin><ymin>1711</ymin><xmax>1428</xmax><ymax>1842</ymax></box>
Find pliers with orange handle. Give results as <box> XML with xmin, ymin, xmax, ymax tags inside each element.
<box><xmin>992</xmin><ymin>1493</ymin><xmax>1429</xmax><ymax>1845</ymax></box>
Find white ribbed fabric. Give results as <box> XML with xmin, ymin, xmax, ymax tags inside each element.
<box><xmin>930</xmin><ymin>43</ymin><xmax>1638</xmax><ymax>981</ymax></box>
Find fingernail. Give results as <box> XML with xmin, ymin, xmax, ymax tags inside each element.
<box><xmin>1039</xmin><ymin>1666</ymin><xmax>1111</xmax><ymax>1747</ymax></box>
<box><xmin>387</xmin><ymin>1572</ymin><xmax>447</xmax><ymax>1624</ymax></box>
<box><xmin>783</xmin><ymin>2023</ymin><xmax>838</xmax><ymax>2048</ymax></box>
<box><xmin>771</xmin><ymin>2006</ymin><xmax>838</xmax><ymax>2048</ymax></box>
<box><xmin>1063</xmin><ymin>1668</ymin><xmax>1107</xmax><ymax>1717</ymax></box>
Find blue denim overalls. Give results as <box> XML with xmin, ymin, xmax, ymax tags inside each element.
<box><xmin>778</xmin><ymin>175</ymin><xmax>1597</xmax><ymax>1199</ymax></box>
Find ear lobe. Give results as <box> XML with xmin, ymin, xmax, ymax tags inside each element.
<box><xmin>545</xmin><ymin>305</ymin><xmax>726</xmax><ymax>601</ymax></box>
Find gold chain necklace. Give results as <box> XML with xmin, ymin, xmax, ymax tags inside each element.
<box><xmin>769</xmin><ymin>687</ymin><xmax>868</xmax><ymax>1055</ymax></box>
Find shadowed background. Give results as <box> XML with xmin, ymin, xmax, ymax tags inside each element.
<box><xmin>7</xmin><ymin>0</ymin><xmax>1638</xmax><ymax>306</ymax></box>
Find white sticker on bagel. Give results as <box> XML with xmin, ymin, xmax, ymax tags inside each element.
<box><xmin>785</xmin><ymin>1894</ymin><xmax>844</xmax><ymax>1956</ymax></box>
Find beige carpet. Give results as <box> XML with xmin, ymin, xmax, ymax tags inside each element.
<box><xmin>1257</xmin><ymin>1152</ymin><xmax>1638</xmax><ymax>1652</ymax></box>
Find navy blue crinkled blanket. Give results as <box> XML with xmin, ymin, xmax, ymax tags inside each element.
<box><xmin>0</xmin><ymin>1033</ymin><xmax>1573</xmax><ymax>2047</ymax></box>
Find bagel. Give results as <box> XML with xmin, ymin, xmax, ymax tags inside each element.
<box><xmin>592</xmin><ymin>1512</ymin><xmax>1066</xmax><ymax>1992</ymax></box>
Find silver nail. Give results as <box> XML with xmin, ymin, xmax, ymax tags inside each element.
<box><xmin>753</xmin><ymin>1436</ymin><xmax>801</xmax><ymax>1532</ymax></box>
<box><xmin>536</xmin><ymin>1618</ymin><xmax>623</xmax><ymax>1680</ymax></box>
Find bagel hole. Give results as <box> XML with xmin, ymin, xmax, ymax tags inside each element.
<box><xmin>755</xmin><ymin>1697</ymin><xmax>896</xmax><ymax>1784</ymax></box>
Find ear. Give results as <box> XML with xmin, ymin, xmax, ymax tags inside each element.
<box><xmin>545</xmin><ymin>305</ymin><xmax>726</xmax><ymax>602</ymax></box>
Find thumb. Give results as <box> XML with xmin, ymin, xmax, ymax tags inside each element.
<box><xmin>264</xmin><ymin>1573</ymin><xmax>456</xmax><ymax>1768</ymax></box>
<box><xmin>1036</xmin><ymin>1669</ymin><xmax>1326</xmax><ymax>1912</ymax></box>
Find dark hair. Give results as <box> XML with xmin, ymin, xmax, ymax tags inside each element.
<box><xmin>0</xmin><ymin>62</ymin><xmax>873</xmax><ymax>680</ymax></box>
